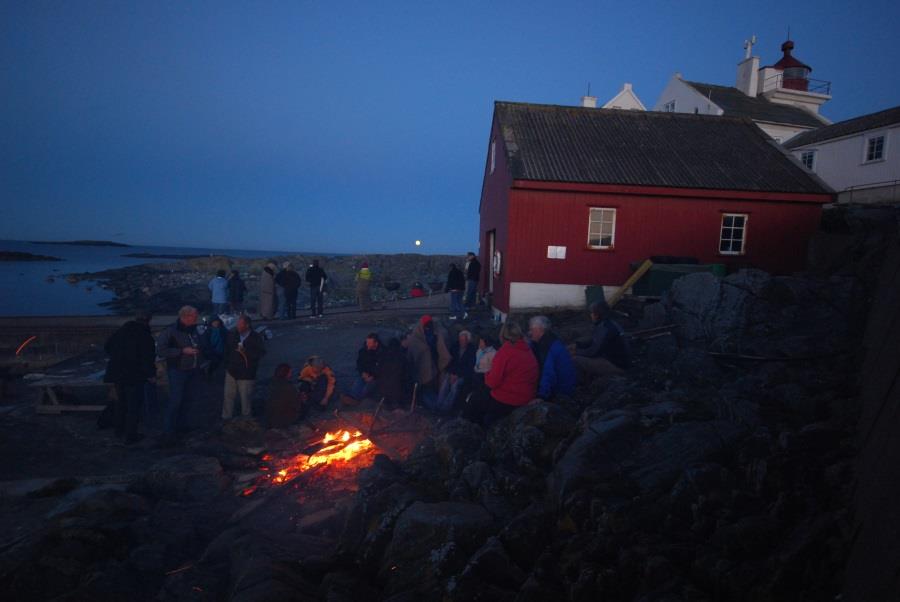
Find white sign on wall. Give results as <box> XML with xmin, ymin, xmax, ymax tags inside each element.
<box><xmin>547</xmin><ymin>245</ymin><xmax>567</xmax><ymax>260</ymax></box>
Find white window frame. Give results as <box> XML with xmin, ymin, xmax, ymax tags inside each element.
<box><xmin>663</xmin><ymin>100</ymin><xmax>676</xmax><ymax>112</ymax></box>
<box><xmin>800</xmin><ymin>149</ymin><xmax>816</xmax><ymax>171</ymax></box>
<box><xmin>719</xmin><ymin>213</ymin><xmax>748</xmax><ymax>256</ymax></box>
<box><xmin>587</xmin><ymin>208</ymin><xmax>616</xmax><ymax>249</ymax></box>
<box><xmin>864</xmin><ymin>134</ymin><xmax>885</xmax><ymax>163</ymax></box>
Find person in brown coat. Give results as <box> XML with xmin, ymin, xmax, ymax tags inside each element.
<box><xmin>266</xmin><ymin>363</ymin><xmax>303</xmax><ymax>428</ymax></box>
<box><xmin>405</xmin><ymin>315</ymin><xmax>451</xmax><ymax>406</ymax></box>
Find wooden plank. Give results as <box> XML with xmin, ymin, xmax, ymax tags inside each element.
<box><xmin>607</xmin><ymin>259</ymin><xmax>654</xmax><ymax>308</ymax></box>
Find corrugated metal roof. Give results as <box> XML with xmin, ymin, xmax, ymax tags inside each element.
<box><xmin>784</xmin><ymin>105</ymin><xmax>900</xmax><ymax>148</ymax></box>
<box><xmin>684</xmin><ymin>81</ymin><xmax>826</xmax><ymax>129</ymax></box>
<box><xmin>494</xmin><ymin>101</ymin><xmax>831</xmax><ymax>194</ymax></box>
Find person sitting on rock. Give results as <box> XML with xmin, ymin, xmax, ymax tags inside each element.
<box><xmin>462</xmin><ymin>333</ymin><xmax>498</xmax><ymax>421</ymax></box>
<box><xmin>298</xmin><ymin>355</ymin><xmax>336</xmax><ymax>409</ymax></box>
<box><xmin>377</xmin><ymin>337</ymin><xmax>408</xmax><ymax>410</ymax></box>
<box><xmin>435</xmin><ymin>329</ymin><xmax>476</xmax><ymax>413</ymax></box>
<box><xmin>410</xmin><ymin>281</ymin><xmax>427</xmax><ymax>298</ymax></box>
<box><xmin>266</xmin><ymin>363</ymin><xmax>303</xmax><ymax>428</ymax></box>
<box><xmin>572</xmin><ymin>299</ymin><xmax>631</xmax><ymax>380</ymax></box>
<box><xmin>483</xmin><ymin>320</ymin><xmax>539</xmax><ymax>426</ymax></box>
<box><xmin>347</xmin><ymin>333</ymin><xmax>382</xmax><ymax>402</ymax></box>
<box><xmin>528</xmin><ymin>315</ymin><xmax>577</xmax><ymax>402</ymax></box>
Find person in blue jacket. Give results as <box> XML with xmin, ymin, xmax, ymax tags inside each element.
<box><xmin>527</xmin><ymin>315</ymin><xmax>577</xmax><ymax>401</ymax></box>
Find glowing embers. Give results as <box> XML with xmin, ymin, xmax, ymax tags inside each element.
<box><xmin>258</xmin><ymin>429</ymin><xmax>377</xmax><ymax>490</ymax></box>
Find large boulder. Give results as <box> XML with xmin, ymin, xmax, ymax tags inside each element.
<box><xmin>548</xmin><ymin>410</ymin><xmax>640</xmax><ymax>505</ymax></box>
<box><xmin>378</xmin><ymin>501</ymin><xmax>494</xmax><ymax>597</ymax></box>
<box><xmin>627</xmin><ymin>421</ymin><xmax>746</xmax><ymax>494</ymax></box>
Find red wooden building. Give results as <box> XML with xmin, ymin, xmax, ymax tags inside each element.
<box><xmin>478</xmin><ymin>102</ymin><xmax>833</xmax><ymax>319</ymax></box>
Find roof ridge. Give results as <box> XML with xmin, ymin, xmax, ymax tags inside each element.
<box><xmin>494</xmin><ymin>100</ymin><xmax>756</xmax><ymax>125</ymax></box>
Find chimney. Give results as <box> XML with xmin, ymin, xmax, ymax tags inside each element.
<box><xmin>736</xmin><ymin>35</ymin><xmax>759</xmax><ymax>97</ymax></box>
<box><xmin>581</xmin><ymin>95</ymin><xmax>598</xmax><ymax>108</ymax></box>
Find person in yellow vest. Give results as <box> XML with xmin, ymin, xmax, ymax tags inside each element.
<box><xmin>356</xmin><ymin>261</ymin><xmax>373</xmax><ymax>311</ymax></box>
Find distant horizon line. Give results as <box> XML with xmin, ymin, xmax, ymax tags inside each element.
<box><xmin>1</xmin><ymin>238</ymin><xmax>472</xmax><ymax>257</ymax></box>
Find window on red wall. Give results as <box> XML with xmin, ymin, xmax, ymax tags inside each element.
<box><xmin>588</xmin><ymin>208</ymin><xmax>616</xmax><ymax>249</ymax></box>
<box><xmin>719</xmin><ymin>213</ymin><xmax>748</xmax><ymax>255</ymax></box>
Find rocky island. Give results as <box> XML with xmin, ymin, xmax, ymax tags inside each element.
<box><xmin>0</xmin><ymin>251</ymin><xmax>63</xmax><ymax>262</ymax></box>
<box><xmin>29</xmin><ymin>240</ymin><xmax>131</xmax><ymax>247</ymax></box>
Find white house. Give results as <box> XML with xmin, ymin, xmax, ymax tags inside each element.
<box><xmin>580</xmin><ymin>82</ymin><xmax>646</xmax><ymax>111</ymax></box>
<box><xmin>654</xmin><ymin>38</ymin><xmax>831</xmax><ymax>142</ymax></box>
<box><xmin>785</xmin><ymin>106</ymin><xmax>900</xmax><ymax>204</ymax></box>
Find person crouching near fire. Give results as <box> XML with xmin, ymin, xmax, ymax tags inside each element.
<box><xmin>483</xmin><ymin>320</ymin><xmax>538</xmax><ymax>426</ymax></box>
<box><xmin>266</xmin><ymin>363</ymin><xmax>303</xmax><ymax>428</ymax></box>
<box><xmin>298</xmin><ymin>355</ymin><xmax>336</xmax><ymax>410</ymax></box>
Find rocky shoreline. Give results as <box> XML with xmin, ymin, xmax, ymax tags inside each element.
<box><xmin>67</xmin><ymin>253</ymin><xmax>466</xmax><ymax>315</ymax></box>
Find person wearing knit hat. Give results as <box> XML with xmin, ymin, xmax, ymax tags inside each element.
<box><xmin>356</xmin><ymin>261</ymin><xmax>373</xmax><ymax>312</ymax></box>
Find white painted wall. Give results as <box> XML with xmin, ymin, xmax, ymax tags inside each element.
<box><xmin>653</xmin><ymin>76</ymin><xmax>723</xmax><ymax>115</ymax></box>
<box><xmin>791</xmin><ymin>124</ymin><xmax>900</xmax><ymax>198</ymax></box>
<box><xmin>508</xmin><ymin>282</ymin><xmax>618</xmax><ymax>310</ymax></box>
<box><xmin>757</xmin><ymin>121</ymin><xmax>811</xmax><ymax>143</ymax></box>
<box><xmin>603</xmin><ymin>83</ymin><xmax>646</xmax><ymax>111</ymax></box>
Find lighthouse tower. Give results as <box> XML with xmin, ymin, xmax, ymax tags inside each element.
<box><xmin>757</xmin><ymin>39</ymin><xmax>831</xmax><ymax>115</ymax></box>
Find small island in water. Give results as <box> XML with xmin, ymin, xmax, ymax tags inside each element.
<box><xmin>0</xmin><ymin>251</ymin><xmax>63</xmax><ymax>262</ymax></box>
<box><xmin>28</xmin><ymin>240</ymin><xmax>131</xmax><ymax>247</ymax></box>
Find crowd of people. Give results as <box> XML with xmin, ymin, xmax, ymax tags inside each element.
<box><xmin>103</xmin><ymin>269</ymin><xmax>630</xmax><ymax>444</ymax></box>
<box><xmin>257</xmin><ymin>259</ymin><xmax>329</xmax><ymax>320</ymax></box>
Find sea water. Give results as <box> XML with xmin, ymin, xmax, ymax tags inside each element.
<box><xmin>0</xmin><ymin>240</ymin><xmax>285</xmax><ymax>316</ymax></box>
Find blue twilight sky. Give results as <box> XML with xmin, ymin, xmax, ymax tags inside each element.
<box><xmin>2</xmin><ymin>1</ymin><xmax>899</xmax><ymax>254</ymax></box>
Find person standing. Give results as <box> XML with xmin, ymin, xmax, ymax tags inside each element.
<box><xmin>208</xmin><ymin>270</ymin><xmax>229</xmax><ymax>315</ymax></box>
<box><xmin>227</xmin><ymin>270</ymin><xmax>248</xmax><ymax>314</ymax></box>
<box><xmin>156</xmin><ymin>305</ymin><xmax>205</xmax><ymax>445</ymax></box>
<box><xmin>445</xmin><ymin>263</ymin><xmax>466</xmax><ymax>319</ymax></box>
<box><xmin>527</xmin><ymin>315</ymin><xmax>577</xmax><ymax>401</ymax></box>
<box><xmin>464</xmin><ymin>252</ymin><xmax>481</xmax><ymax>311</ymax></box>
<box><xmin>406</xmin><ymin>315</ymin><xmax>451</xmax><ymax>407</ymax></box>
<box><xmin>483</xmin><ymin>320</ymin><xmax>539</xmax><ymax>426</ymax></box>
<box><xmin>103</xmin><ymin>309</ymin><xmax>156</xmax><ymax>444</ymax></box>
<box><xmin>275</xmin><ymin>262</ymin><xmax>289</xmax><ymax>320</ymax></box>
<box><xmin>259</xmin><ymin>263</ymin><xmax>276</xmax><ymax>320</ymax></box>
<box><xmin>280</xmin><ymin>263</ymin><xmax>302</xmax><ymax>320</ymax></box>
<box><xmin>306</xmin><ymin>259</ymin><xmax>327</xmax><ymax>318</ymax></box>
<box><xmin>222</xmin><ymin>315</ymin><xmax>266</xmax><ymax>419</ymax></box>
<box><xmin>356</xmin><ymin>262</ymin><xmax>373</xmax><ymax>311</ymax></box>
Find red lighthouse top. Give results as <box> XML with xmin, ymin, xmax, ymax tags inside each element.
<box><xmin>772</xmin><ymin>40</ymin><xmax>812</xmax><ymax>72</ymax></box>
<box><xmin>769</xmin><ymin>39</ymin><xmax>812</xmax><ymax>91</ymax></box>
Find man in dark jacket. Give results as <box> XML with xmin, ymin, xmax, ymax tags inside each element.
<box><xmin>348</xmin><ymin>333</ymin><xmax>382</xmax><ymax>401</ymax></box>
<box><xmin>377</xmin><ymin>337</ymin><xmax>408</xmax><ymax>409</ymax></box>
<box><xmin>156</xmin><ymin>305</ymin><xmax>205</xmax><ymax>443</ymax></box>
<box><xmin>445</xmin><ymin>263</ymin><xmax>466</xmax><ymax>319</ymax></box>
<box><xmin>528</xmin><ymin>315</ymin><xmax>577</xmax><ymax>401</ymax></box>
<box><xmin>573</xmin><ymin>300</ymin><xmax>630</xmax><ymax>380</ymax></box>
<box><xmin>227</xmin><ymin>270</ymin><xmax>248</xmax><ymax>314</ymax></box>
<box><xmin>280</xmin><ymin>263</ymin><xmax>303</xmax><ymax>320</ymax></box>
<box><xmin>104</xmin><ymin>309</ymin><xmax>156</xmax><ymax>444</ymax></box>
<box><xmin>305</xmin><ymin>259</ymin><xmax>327</xmax><ymax>317</ymax></box>
<box><xmin>464</xmin><ymin>252</ymin><xmax>481</xmax><ymax>310</ymax></box>
<box><xmin>222</xmin><ymin>314</ymin><xmax>266</xmax><ymax>419</ymax></box>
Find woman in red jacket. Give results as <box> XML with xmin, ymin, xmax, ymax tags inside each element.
<box><xmin>483</xmin><ymin>320</ymin><xmax>539</xmax><ymax>426</ymax></box>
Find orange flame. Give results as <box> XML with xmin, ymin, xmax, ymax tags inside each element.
<box><xmin>263</xmin><ymin>429</ymin><xmax>376</xmax><ymax>487</ymax></box>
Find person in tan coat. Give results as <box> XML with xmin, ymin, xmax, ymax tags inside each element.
<box><xmin>405</xmin><ymin>315</ymin><xmax>451</xmax><ymax>407</ymax></box>
<box><xmin>259</xmin><ymin>262</ymin><xmax>277</xmax><ymax>320</ymax></box>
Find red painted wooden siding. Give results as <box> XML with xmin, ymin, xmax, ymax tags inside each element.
<box><xmin>478</xmin><ymin>117</ymin><xmax>513</xmax><ymax>312</ymax></box>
